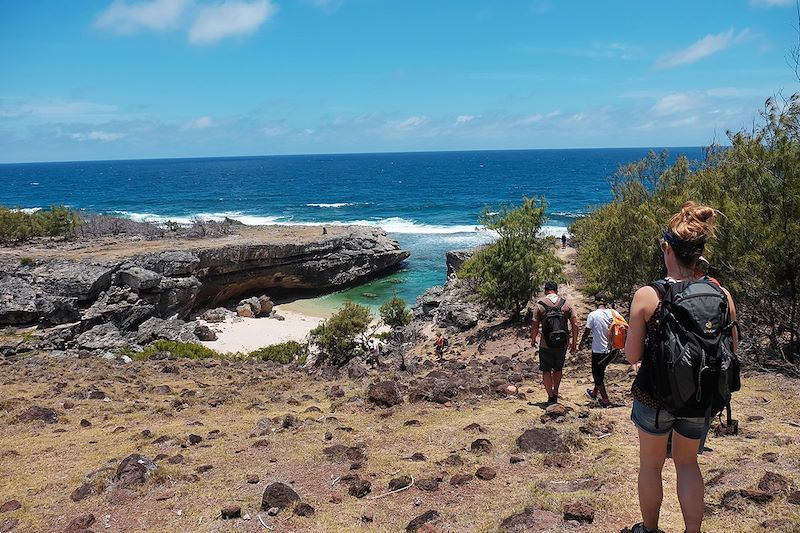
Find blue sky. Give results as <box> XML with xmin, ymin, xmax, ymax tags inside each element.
<box><xmin>1</xmin><ymin>0</ymin><xmax>798</xmax><ymax>162</ymax></box>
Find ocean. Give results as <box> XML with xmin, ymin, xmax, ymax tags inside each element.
<box><xmin>0</xmin><ymin>148</ymin><xmax>704</xmax><ymax>311</ymax></box>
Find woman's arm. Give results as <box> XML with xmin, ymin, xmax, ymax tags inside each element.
<box><xmin>625</xmin><ymin>285</ymin><xmax>659</xmax><ymax>365</ymax></box>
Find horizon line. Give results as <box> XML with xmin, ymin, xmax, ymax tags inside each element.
<box><xmin>0</xmin><ymin>144</ymin><xmax>720</xmax><ymax>166</ymax></box>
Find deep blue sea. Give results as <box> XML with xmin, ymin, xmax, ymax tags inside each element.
<box><xmin>0</xmin><ymin>148</ymin><xmax>703</xmax><ymax>310</ymax></box>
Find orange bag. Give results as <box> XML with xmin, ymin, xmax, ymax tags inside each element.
<box><xmin>608</xmin><ymin>309</ymin><xmax>628</xmax><ymax>351</ymax></box>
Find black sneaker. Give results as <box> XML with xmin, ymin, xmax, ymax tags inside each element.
<box><xmin>547</xmin><ymin>396</ymin><xmax>557</xmax><ymax>405</ymax></box>
<box><xmin>629</xmin><ymin>523</ymin><xmax>662</xmax><ymax>533</ymax></box>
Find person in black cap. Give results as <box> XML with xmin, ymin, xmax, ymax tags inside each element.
<box><xmin>530</xmin><ymin>281</ymin><xmax>578</xmax><ymax>404</ymax></box>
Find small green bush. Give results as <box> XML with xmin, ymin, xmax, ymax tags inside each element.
<box><xmin>310</xmin><ymin>302</ymin><xmax>372</xmax><ymax>367</ymax></box>
<box><xmin>248</xmin><ymin>341</ymin><xmax>305</xmax><ymax>364</ymax></box>
<box><xmin>19</xmin><ymin>256</ymin><xmax>34</xmax><ymax>266</ymax></box>
<box><xmin>134</xmin><ymin>340</ymin><xmax>222</xmax><ymax>360</ymax></box>
<box><xmin>379</xmin><ymin>296</ymin><xmax>413</xmax><ymax>329</ymax></box>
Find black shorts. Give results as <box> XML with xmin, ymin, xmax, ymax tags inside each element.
<box><xmin>539</xmin><ymin>346</ymin><xmax>567</xmax><ymax>372</ymax></box>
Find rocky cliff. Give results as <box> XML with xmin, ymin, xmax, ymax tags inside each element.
<box><xmin>0</xmin><ymin>225</ymin><xmax>408</xmax><ymax>352</ymax></box>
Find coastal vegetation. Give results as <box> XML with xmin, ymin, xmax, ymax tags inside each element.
<box><xmin>309</xmin><ymin>302</ymin><xmax>373</xmax><ymax>366</ymax></box>
<box><xmin>572</xmin><ymin>94</ymin><xmax>800</xmax><ymax>371</ymax></box>
<box><xmin>0</xmin><ymin>205</ymin><xmax>79</xmax><ymax>243</ymax></box>
<box><xmin>459</xmin><ymin>197</ymin><xmax>566</xmax><ymax>320</ymax></box>
<box><xmin>0</xmin><ymin>206</ymin><xmax>244</xmax><ymax>244</ymax></box>
<box><xmin>379</xmin><ymin>296</ymin><xmax>413</xmax><ymax>329</ymax></box>
<box><xmin>249</xmin><ymin>340</ymin><xmax>307</xmax><ymax>365</ymax></box>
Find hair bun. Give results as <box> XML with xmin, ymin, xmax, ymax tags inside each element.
<box><xmin>668</xmin><ymin>201</ymin><xmax>717</xmax><ymax>246</ymax></box>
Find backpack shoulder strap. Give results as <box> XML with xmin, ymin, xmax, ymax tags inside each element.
<box><xmin>649</xmin><ymin>279</ymin><xmax>671</xmax><ymax>300</ymax></box>
<box><xmin>556</xmin><ymin>297</ymin><xmax>566</xmax><ymax>310</ymax></box>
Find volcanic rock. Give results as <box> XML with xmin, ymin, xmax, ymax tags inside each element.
<box><xmin>114</xmin><ymin>454</ymin><xmax>157</xmax><ymax>487</ymax></box>
<box><xmin>475</xmin><ymin>466</ymin><xmax>497</xmax><ymax>480</ymax></box>
<box><xmin>563</xmin><ymin>501</ymin><xmax>594</xmax><ymax>523</ymax></box>
<box><xmin>261</xmin><ymin>483</ymin><xmax>300</xmax><ymax>511</ymax></box>
<box><xmin>220</xmin><ymin>505</ymin><xmax>241</xmax><ymax>519</ymax></box>
<box><xmin>14</xmin><ymin>406</ymin><xmax>58</xmax><ymax>424</ymax></box>
<box><xmin>517</xmin><ymin>427</ymin><xmax>567</xmax><ymax>453</ymax></box>
<box><xmin>406</xmin><ymin>510</ymin><xmax>440</xmax><ymax>532</ymax></box>
<box><xmin>499</xmin><ymin>509</ymin><xmax>561</xmax><ymax>532</ymax></box>
<box><xmin>367</xmin><ymin>380</ymin><xmax>403</xmax><ymax>407</ymax></box>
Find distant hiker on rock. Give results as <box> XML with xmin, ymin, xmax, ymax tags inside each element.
<box><xmin>530</xmin><ymin>281</ymin><xmax>578</xmax><ymax>404</ymax></box>
<box><xmin>625</xmin><ymin>202</ymin><xmax>739</xmax><ymax>533</ymax></box>
<box><xmin>368</xmin><ymin>337</ymin><xmax>382</xmax><ymax>367</ymax></box>
<box><xmin>579</xmin><ymin>292</ymin><xmax>617</xmax><ymax>408</ymax></box>
<box><xmin>434</xmin><ymin>332</ymin><xmax>448</xmax><ymax>359</ymax></box>
<box><xmin>561</xmin><ymin>233</ymin><xmax>567</xmax><ymax>249</ymax></box>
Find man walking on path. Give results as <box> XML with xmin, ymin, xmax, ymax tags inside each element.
<box><xmin>580</xmin><ymin>292</ymin><xmax>616</xmax><ymax>407</ymax></box>
<box><xmin>531</xmin><ymin>281</ymin><xmax>579</xmax><ymax>404</ymax></box>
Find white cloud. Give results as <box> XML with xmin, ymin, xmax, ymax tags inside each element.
<box><xmin>651</xmin><ymin>93</ymin><xmax>700</xmax><ymax>115</ymax></box>
<box><xmin>189</xmin><ymin>0</ymin><xmax>277</xmax><ymax>44</ymax></box>
<box><xmin>455</xmin><ymin>115</ymin><xmax>478</xmax><ymax>125</ymax></box>
<box><xmin>391</xmin><ymin>116</ymin><xmax>428</xmax><ymax>131</ymax></box>
<box><xmin>70</xmin><ymin>130</ymin><xmax>125</xmax><ymax>142</ymax></box>
<box><xmin>655</xmin><ymin>28</ymin><xmax>751</xmax><ymax>70</ymax></box>
<box><xmin>182</xmin><ymin>115</ymin><xmax>214</xmax><ymax>129</ymax></box>
<box><xmin>749</xmin><ymin>0</ymin><xmax>795</xmax><ymax>6</ymax></box>
<box><xmin>94</xmin><ymin>0</ymin><xmax>190</xmax><ymax>34</ymax></box>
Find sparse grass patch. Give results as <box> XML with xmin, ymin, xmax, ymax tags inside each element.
<box><xmin>19</xmin><ymin>256</ymin><xmax>34</xmax><ymax>266</ymax></box>
<box><xmin>248</xmin><ymin>340</ymin><xmax>306</xmax><ymax>364</ymax></box>
<box><xmin>134</xmin><ymin>339</ymin><xmax>222</xmax><ymax>360</ymax></box>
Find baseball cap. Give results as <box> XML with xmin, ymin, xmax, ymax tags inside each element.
<box><xmin>544</xmin><ymin>281</ymin><xmax>558</xmax><ymax>292</ymax></box>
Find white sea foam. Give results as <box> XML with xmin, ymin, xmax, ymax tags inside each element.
<box><xmin>113</xmin><ymin>211</ymin><xmax>568</xmax><ymax>237</ymax></box>
<box><xmin>306</xmin><ymin>202</ymin><xmax>354</xmax><ymax>208</ymax></box>
<box><xmin>12</xmin><ymin>207</ymin><xmax>43</xmax><ymax>213</ymax></box>
<box><xmin>114</xmin><ymin>210</ymin><xmax>283</xmax><ymax>226</ymax></box>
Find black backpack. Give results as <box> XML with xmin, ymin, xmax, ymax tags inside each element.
<box><xmin>540</xmin><ymin>297</ymin><xmax>569</xmax><ymax>349</ymax></box>
<box><xmin>650</xmin><ymin>279</ymin><xmax>740</xmax><ymax>424</ymax></box>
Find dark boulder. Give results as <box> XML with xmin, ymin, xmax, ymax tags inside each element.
<box><xmin>14</xmin><ymin>406</ymin><xmax>58</xmax><ymax>424</ymax></box>
<box><xmin>563</xmin><ymin>501</ymin><xmax>594</xmax><ymax>523</ymax></box>
<box><xmin>367</xmin><ymin>380</ymin><xmax>403</xmax><ymax>408</ymax></box>
<box><xmin>261</xmin><ymin>482</ymin><xmax>300</xmax><ymax>511</ymax></box>
<box><xmin>517</xmin><ymin>427</ymin><xmax>567</xmax><ymax>453</ymax></box>
<box><xmin>500</xmin><ymin>509</ymin><xmax>560</xmax><ymax>532</ymax></box>
<box><xmin>406</xmin><ymin>510</ymin><xmax>440</xmax><ymax>532</ymax></box>
<box><xmin>114</xmin><ymin>454</ymin><xmax>157</xmax><ymax>487</ymax></box>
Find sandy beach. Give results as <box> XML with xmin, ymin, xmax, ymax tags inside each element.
<box><xmin>197</xmin><ymin>304</ymin><xmax>324</xmax><ymax>354</ymax></box>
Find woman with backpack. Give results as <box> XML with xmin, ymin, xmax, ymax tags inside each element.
<box><xmin>625</xmin><ymin>202</ymin><xmax>739</xmax><ymax>533</ymax></box>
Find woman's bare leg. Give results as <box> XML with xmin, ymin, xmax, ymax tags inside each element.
<box><xmin>672</xmin><ymin>431</ymin><xmax>704</xmax><ymax>533</ymax></box>
<box><xmin>637</xmin><ymin>429</ymin><xmax>670</xmax><ymax>531</ymax></box>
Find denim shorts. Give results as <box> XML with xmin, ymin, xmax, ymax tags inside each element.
<box><xmin>631</xmin><ymin>399</ymin><xmax>706</xmax><ymax>440</ymax></box>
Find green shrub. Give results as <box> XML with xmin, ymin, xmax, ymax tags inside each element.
<box><xmin>572</xmin><ymin>94</ymin><xmax>800</xmax><ymax>366</ymax></box>
<box><xmin>0</xmin><ymin>205</ymin><xmax>80</xmax><ymax>243</ymax></box>
<box><xmin>460</xmin><ymin>197</ymin><xmax>566</xmax><ymax>320</ymax></box>
<box><xmin>379</xmin><ymin>296</ymin><xmax>413</xmax><ymax>329</ymax></box>
<box><xmin>134</xmin><ymin>340</ymin><xmax>222</xmax><ymax>360</ymax></box>
<box><xmin>309</xmin><ymin>302</ymin><xmax>372</xmax><ymax>366</ymax></box>
<box><xmin>19</xmin><ymin>256</ymin><xmax>34</xmax><ymax>266</ymax></box>
<box><xmin>249</xmin><ymin>341</ymin><xmax>305</xmax><ymax>364</ymax></box>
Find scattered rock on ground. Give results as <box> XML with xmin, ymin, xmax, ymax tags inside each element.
<box><xmin>563</xmin><ymin>501</ymin><xmax>594</xmax><ymax>523</ymax></box>
<box><xmin>367</xmin><ymin>380</ymin><xmax>403</xmax><ymax>407</ymax></box>
<box><xmin>261</xmin><ymin>483</ymin><xmax>300</xmax><ymax>511</ymax></box>
<box><xmin>406</xmin><ymin>510</ymin><xmax>440</xmax><ymax>532</ymax></box>
<box><xmin>516</xmin><ymin>427</ymin><xmax>567</xmax><ymax>453</ymax></box>
<box><xmin>220</xmin><ymin>504</ymin><xmax>241</xmax><ymax>520</ymax></box>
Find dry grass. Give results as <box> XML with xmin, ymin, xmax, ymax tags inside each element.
<box><xmin>2</xmin><ymin>351</ymin><xmax>799</xmax><ymax>533</ymax></box>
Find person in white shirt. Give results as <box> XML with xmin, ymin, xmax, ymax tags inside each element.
<box><xmin>579</xmin><ymin>292</ymin><xmax>615</xmax><ymax>407</ymax></box>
